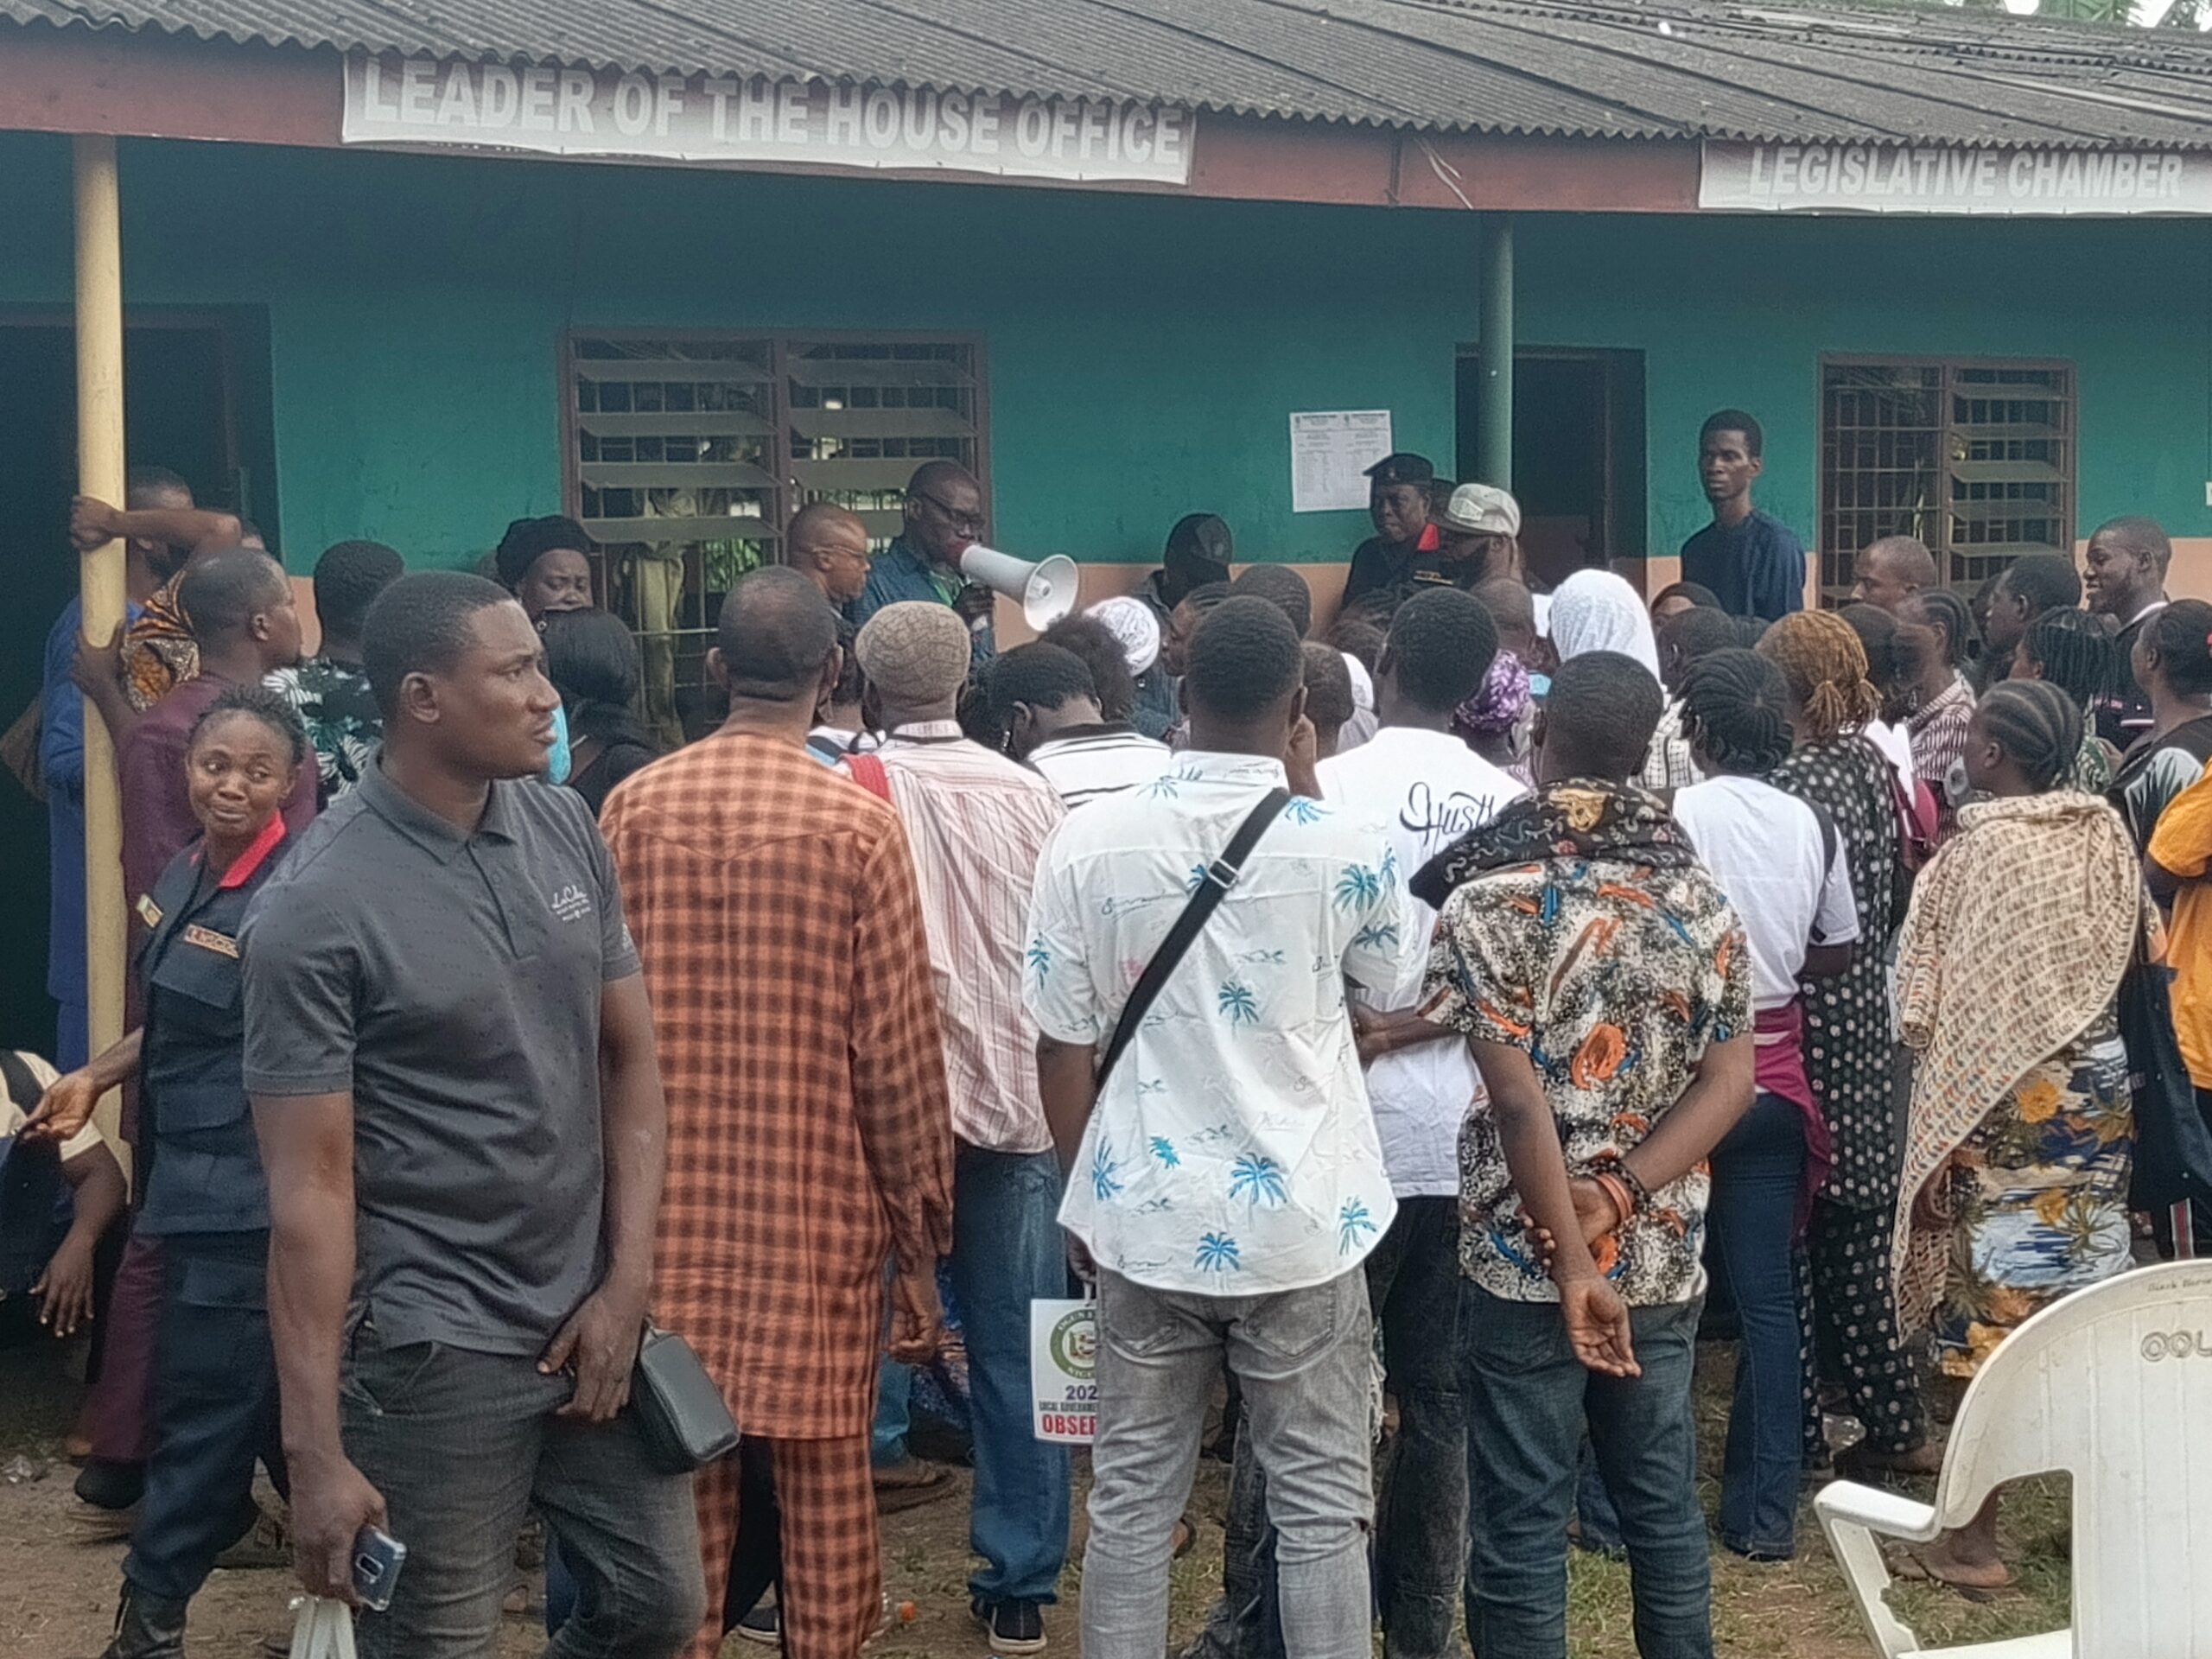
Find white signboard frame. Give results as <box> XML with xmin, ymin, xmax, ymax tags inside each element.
<box><xmin>342</xmin><ymin>54</ymin><xmax>1196</xmax><ymax>187</ymax></box>
<box><xmin>1290</xmin><ymin>410</ymin><xmax>1394</xmax><ymax>514</ymax></box>
<box><xmin>1700</xmin><ymin>140</ymin><xmax>2212</xmax><ymax>216</ymax></box>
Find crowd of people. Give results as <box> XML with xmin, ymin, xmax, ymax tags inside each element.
<box><xmin>4</xmin><ymin>416</ymin><xmax>2208</xmax><ymax>1659</ymax></box>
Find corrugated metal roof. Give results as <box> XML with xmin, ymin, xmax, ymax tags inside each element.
<box><xmin>9</xmin><ymin>0</ymin><xmax>2212</xmax><ymax>148</ymax></box>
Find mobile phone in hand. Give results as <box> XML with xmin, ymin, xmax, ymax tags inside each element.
<box><xmin>352</xmin><ymin>1525</ymin><xmax>407</xmax><ymax>1612</ymax></box>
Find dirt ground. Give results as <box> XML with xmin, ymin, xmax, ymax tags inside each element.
<box><xmin>0</xmin><ymin>1336</ymin><xmax>2069</xmax><ymax>1659</ymax></box>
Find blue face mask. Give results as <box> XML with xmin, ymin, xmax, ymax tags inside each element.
<box><xmin>545</xmin><ymin>702</ymin><xmax>573</xmax><ymax>785</ymax></box>
<box><xmin>1529</xmin><ymin>673</ymin><xmax>1552</xmax><ymax>702</ymax></box>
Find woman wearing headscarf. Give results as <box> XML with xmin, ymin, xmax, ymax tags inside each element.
<box><xmin>1453</xmin><ymin>652</ymin><xmax>1535</xmax><ymax>785</ymax></box>
<box><xmin>1757</xmin><ymin>611</ymin><xmax>1934</xmax><ymax>1479</ymax></box>
<box><xmin>1546</xmin><ymin>569</ymin><xmax>1661</xmax><ymax>680</ymax></box>
<box><xmin>1893</xmin><ymin>679</ymin><xmax>2145</xmax><ymax>1590</ymax></box>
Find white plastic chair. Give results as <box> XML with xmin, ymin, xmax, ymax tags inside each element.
<box><xmin>1815</xmin><ymin>1261</ymin><xmax>2212</xmax><ymax>1658</ymax></box>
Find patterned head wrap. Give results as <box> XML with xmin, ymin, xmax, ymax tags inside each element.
<box><xmin>1454</xmin><ymin>651</ymin><xmax>1531</xmax><ymax>736</ymax></box>
<box><xmin>1756</xmin><ymin>610</ymin><xmax>1882</xmax><ymax>743</ymax></box>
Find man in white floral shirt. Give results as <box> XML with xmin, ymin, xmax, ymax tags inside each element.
<box><xmin>1025</xmin><ymin>595</ymin><xmax>1402</xmax><ymax>1659</ymax></box>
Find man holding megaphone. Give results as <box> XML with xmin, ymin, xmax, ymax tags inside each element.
<box><xmin>851</xmin><ymin>461</ymin><xmax>1001</xmax><ymax>663</ymax></box>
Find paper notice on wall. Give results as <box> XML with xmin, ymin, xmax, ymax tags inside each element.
<box><xmin>1030</xmin><ymin>1298</ymin><xmax>1097</xmax><ymax>1444</ymax></box>
<box><xmin>1290</xmin><ymin>410</ymin><xmax>1392</xmax><ymax>513</ymax></box>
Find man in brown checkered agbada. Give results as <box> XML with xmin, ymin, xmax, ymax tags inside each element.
<box><xmin>602</xmin><ymin>569</ymin><xmax>955</xmax><ymax>1659</ymax></box>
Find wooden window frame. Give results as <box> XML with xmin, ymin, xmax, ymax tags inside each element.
<box><xmin>559</xmin><ymin>327</ymin><xmax>989</xmax><ymax>738</ymax></box>
<box><xmin>1816</xmin><ymin>353</ymin><xmax>2075</xmax><ymax>606</ymax></box>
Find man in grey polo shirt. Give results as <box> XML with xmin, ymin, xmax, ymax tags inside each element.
<box><xmin>243</xmin><ymin>571</ymin><xmax>703</xmax><ymax>1659</ymax></box>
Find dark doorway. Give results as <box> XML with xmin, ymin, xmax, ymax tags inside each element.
<box><xmin>1457</xmin><ymin>347</ymin><xmax>1646</xmax><ymax>593</ymax></box>
<box><xmin>0</xmin><ymin>310</ymin><xmax>276</xmax><ymax>1058</ymax></box>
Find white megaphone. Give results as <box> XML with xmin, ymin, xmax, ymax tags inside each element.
<box><xmin>958</xmin><ymin>543</ymin><xmax>1080</xmax><ymax>633</ymax></box>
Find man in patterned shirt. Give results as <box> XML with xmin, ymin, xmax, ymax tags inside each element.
<box><xmin>602</xmin><ymin>568</ymin><xmax>954</xmax><ymax>1659</ymax></box>
<box><xmin>1416</xmin><ymin>651</ymin><xmax>1753</xmax><ymax>1659</ymax></box>
<box><xmin>1026</xmin><ymin>596</ymin><xmax>1403</xmax><ymax>1659</ymax></box>
<box><xmin>267</xmin><ymin>539</ymin><xmax>404</xmax><ymax>805</ymax></box>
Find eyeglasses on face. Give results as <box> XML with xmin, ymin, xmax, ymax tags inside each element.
<box><xmin>912</xmin><ymin>490</ymin><xmax>986</xmax><ymax>538</ymax></box>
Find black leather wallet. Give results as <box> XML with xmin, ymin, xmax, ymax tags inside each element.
<box><xmin>630</xmin><ymin>1324</ymin><xmax>741</xmax><ymax>1474</ymax></box>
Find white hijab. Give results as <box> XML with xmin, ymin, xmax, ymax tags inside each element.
<box><xmin>1547</xmin><ymin>569</ymin><xmax>1661</xmax><ymax>679</ymax></box>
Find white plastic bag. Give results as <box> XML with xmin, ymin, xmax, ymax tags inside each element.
<box><xmin>289</xmin><ymin>1596</ymin><xmax>358</xmax><ymax>1659</ymax></box>
<box><xmin>1030</xmin><ymin>1297</ymin><xmax>1097</xmax><ymax>1444</ymax></box>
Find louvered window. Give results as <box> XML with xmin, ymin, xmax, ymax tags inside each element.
<box><xmin>565</xmin><ymin>332</ymin><xmax>986</xmax><ymax>741</ymax></box>
<box><xmin>1818</xmin><ymin>358</ymin><xmax>2073</xmax><ymax>605</ymax></box>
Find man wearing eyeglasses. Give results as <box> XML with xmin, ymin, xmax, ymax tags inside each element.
<box><xmin>851</xmin><ymin>461</ymin><xmax>999</xmax><ymax>663</ymax></box>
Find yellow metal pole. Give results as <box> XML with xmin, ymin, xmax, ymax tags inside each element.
<box><xmin>73</xmin><ymin>134</ymin><xmax>128</xmax><ymax>1171</ymax></box>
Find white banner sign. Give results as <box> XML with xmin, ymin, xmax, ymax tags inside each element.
<box><xmin>1030</xmin><ymin>1298</ymin><xmax>1096</xmax><ymax>1444</ymax></box>
<box><xmin>341</xmin><ymin>54</ymin><xmax>1195</xmax><ymax>186</ymax></box>
<box><xmin>1700</xmin><ymin>140</ymin><xmax>2212</xmax><ymax>216</ymax></box>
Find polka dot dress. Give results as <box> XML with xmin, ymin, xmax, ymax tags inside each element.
<box><xmin>1771</xmin><ymin>735</ymin><xmax>1901</xmax><ymax>1208</ymax></box>
<box><xmin>1772</xmin><ymin>734</ymin><xmax>1927</xmax><ymax>1458</ymax></box>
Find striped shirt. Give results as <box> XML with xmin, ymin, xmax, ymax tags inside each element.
<box><xmin>1027</xmin><ymin>723</ymin><xmax>1174</xmax><ymax>810</ymax></box>
<box><xmin>875</xmin><ymin>721</ymin><xmax>1068</xmax><ymax>1153</ymax></box>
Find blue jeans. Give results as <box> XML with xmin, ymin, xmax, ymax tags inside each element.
<box><xmin>1462</xmin><ymin>1290</ymin><xmax>1711</xmax><ymax>1659</ymax></box>
<box><xmin>950</xmin><ymin>1143</ymin><xmax>1071</xmax><ymax>1605</ymax></box>
<box><xmin>1707</xmin><ymin>1093</ymin><xmax>1806</xmax><ymax>1558</ymax></box>
<box><xmin>872</xmin><ymin>1354</ymin><xmax>913</xmax><ymax>1466</ymax></box>
<box><xmin>1363</xmin><ymin>1198</ymin><xmax>1465</xmax><ymax>1659</ymax></box>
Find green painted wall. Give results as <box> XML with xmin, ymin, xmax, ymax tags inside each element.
<box><xmin>1508</xmin><ymin>212</ymin><xmax>2212</xmax><ymax>558</ymax></box>
<box><xmin>1</xmin><ymin>130</ymin><xmax>2208</xmax><ymax>578</ymax></box>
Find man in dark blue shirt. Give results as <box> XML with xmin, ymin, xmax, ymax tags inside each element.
<box><xmin>1679</xmin><ymin>410</ymin><xmax>1805</xmax><ymax>623</ymax></box>
<box><xmin>849</xmin><ymin>461</ymin><xmax>997</xmax><ymax>663</ymax></box>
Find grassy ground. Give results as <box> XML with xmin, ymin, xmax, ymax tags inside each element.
<box><xmin>0</xmin><ymin>1335</ymin><xmax>2071</xmax><ymax>1658</ymax></box>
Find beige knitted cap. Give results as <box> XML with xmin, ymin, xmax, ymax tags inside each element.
<box><xmin>855</xmin><ymin>601</ymin><xmax>972</xmax><ymax>702</ymax></box>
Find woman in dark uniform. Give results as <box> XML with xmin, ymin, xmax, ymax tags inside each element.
<box><xmin>30</xmin><ymin>684</ymin><xmax>307</xmax><ymax>1658</ymax></box>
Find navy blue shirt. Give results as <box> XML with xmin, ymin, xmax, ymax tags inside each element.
<box><xmin>1679</xmin><ymin>510</ymin><xmax>1806</xmax><ymax>622</ymax></box>
<box><xmin>136</xmin><ymin>819</ymin><xmax>292</xmax><ymax>1238</ymax></box>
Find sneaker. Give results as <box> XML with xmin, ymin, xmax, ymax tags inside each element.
<box><xmin>733</xmin><ymin>1599</ymin><xmax>781</xmax><ymax>1646</ymax></box>
<box><xmin>971</xmin><ymin>1597</ymin><xmax>1046</xmax><ymax>1654</ymax></box>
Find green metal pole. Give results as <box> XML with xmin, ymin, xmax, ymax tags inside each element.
<box><xmin>1478</xmin><ymin>213</ymin><xmax>1514</xmax><ymax>490</ymax></box>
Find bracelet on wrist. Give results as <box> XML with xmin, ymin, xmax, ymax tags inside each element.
<box><xmin>1613</xmin><ymin>1158</ymin><xmax>1654</xmax><ymax>1211</ymax></box>
<box><xmin>1591</xmin><ymin>1171</ymin><xmax>1635</xmax><ymax>1227</ymax></box>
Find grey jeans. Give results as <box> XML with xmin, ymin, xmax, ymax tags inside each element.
<box><xmin>342</xmin><ymin>1318</ymin><xmax>706</xmax><ymax>1659</ymax></box>
<box><xmin>1084</xmin><ymin>1267</ymin><xmax>1374</xmax><ymax>1659</ymax></box>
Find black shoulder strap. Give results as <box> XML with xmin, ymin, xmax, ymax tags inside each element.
<box><xmin>1094</xmin><ymin>788</ymin><xmax>1291</xmax><ymax>1091</ymax></box>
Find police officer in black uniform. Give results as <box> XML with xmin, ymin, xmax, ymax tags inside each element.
<box><xmin>31</xmin><ymin>683</ymin><xmax>310</xmax><ymax>1659</ymax></box>
<box><xmin>1343</xmin><ymin>452</ymin><xmax>1443</xmax><ymax>607</ymax></box>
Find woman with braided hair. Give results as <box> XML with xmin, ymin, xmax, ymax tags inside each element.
<box><xmin>2012</xmin><ymin>607</ymin><xmax>2122</xmax><ymax>793</ymax></box>
<box><xmin>1669</xmin><ymin>650</ymin><xmax>1859</xmax><ymax>1559</ymax></box>
<box><xmin>1755</xmin><ymin>613</ymin><xmax>1935</xmax><ymax>1480</ymax></box>
<box><xmin>1894</xmin><ymin>678</ymin><xmax>2145</xmax><ymax>1589</ymax></box>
